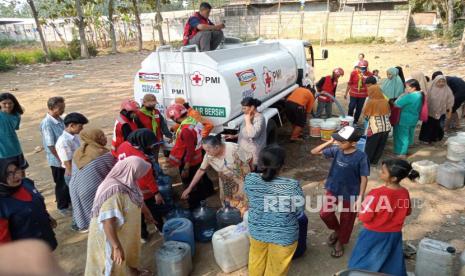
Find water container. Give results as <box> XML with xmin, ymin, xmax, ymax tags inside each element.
<box><xmin>162</xmin><ymin>218</ymin><xmax>195</xmax><ymax>255</ymax></box>
<box><xmin>155</xmin><ymin>241</ymin><xmax>192</xmax><ymax>276</ymax></box>
<box><xmin>309</xmin><ymin>118</ymin><xmax>325</xmax><ymax>137</ymax></box>
<box><xmin>217</xmin><ymin>201</ymin><xmax>242</xmax><ymax>229</ymax></box>
<box><xmin>320</xmin><ymin>120</ymin><xmax>338</xmax><ymax>141</ymax></box>
<box><xmin>166</xmin><ymin>205</ymin><xmax>194</xmax><ymax>223</ymax></box>
<box><xmin>327</xmin><ymin>117</ymin><xmax>342</xmax><ymax>130</ymax></box>
<box><xmin>335</xmin><ymin>269</ymin><xmax>391</xmax><ymax>276</ymax></box>
<box><xmin>293</xmin><ymin>211</ymin><xmax>308</xmax><ymax>259</ymax></box>
<box><xmin>192</xmin><ymin>200</ymin><xmax>217</xmax><ymax>242</ymax></box>
<box><xmin>212</xmin><ymin>224</ymin><xmax>250</xmax><ymax>273</ymax></box>
<box><xmin>356</xmin><ymin>136</ymin><xmax>367</xmax><ymax>152</ymax></box>
<box><xmin>436</xmin><ymin>162</ymin><xmax>465</xmax><ymax>189</ymax></box>
<box><xmin>412</xmin><ymin>160</ymin><xmax>439</xmax><ymax>184</ymax></box>
<box><xmin>446</xmin><ymin>136</ymin><xmax>465</xmax><ymax>161</ymax></box>
<box><xmin>339</xmin><ymin>115</ymin><xmax>355</xmax><ymax>128</ymax></box>
<box><xmin>151</xmin><ymin>163</ymin><xmax>174</xmax><ymax>213</ymax></box>
<box><xmin>415</xmin><ymin>238</ymin><xmax>456</xmax><ymax>276</ymax></box>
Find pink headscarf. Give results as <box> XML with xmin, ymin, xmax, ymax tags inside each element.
<box><xmin>91</xmin><ymin>156</ymin><xmax>150</xmax><ymax>217</ymax></box>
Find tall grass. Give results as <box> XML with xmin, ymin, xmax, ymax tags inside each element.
<box><xmin>0</xmin><ymin>48</ymin><xmax>73</xmax><ymax>71</ymax></box>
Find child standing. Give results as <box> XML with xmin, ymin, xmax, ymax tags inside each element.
<box><xmin>372</xmin><ymin>69</ymin><xmax>381</xmax><ymax>83</ymax></box>
<box><xmin>345</xmin><ymin>61</ymin><xmax>372</xmax><ymax>125</ymax></box>
<box><xmin>56</xmin><ymin>113</ymin><xmax>89</xmax><ymax>185</ymax></box>
<box><xmin>349</xmin><ymin>159</ymin><xmax>418</xmax><ymax>276</ymax></box>
<box><xmin>311</xmin><ymin>126</ymin><xmax>369</xmax><ymax>258</ymax></box>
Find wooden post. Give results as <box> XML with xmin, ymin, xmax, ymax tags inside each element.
<box><xmin>403</xmin><ymin>6</ymin><xmax>411</xmax><ymax>43</ymax></box>
<box><xmin>376</xmin><ymin>10</ymin><xmax>381</xmax><ymax>37</ymax></box>
<box><xmin>349</xmin><ymin>10</ymin><xmax>355</xmax><ymax>39</ymax></box>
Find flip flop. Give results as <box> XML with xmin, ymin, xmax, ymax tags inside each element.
<box><xmin>327</xmin><ymin>232</ymin><xmax>338</xmax><ymax>246</ymax></box>
<box><xmin>331</xmin><ymin>246</ymin><xmax>344</xmax><ymax>258</ymax></box>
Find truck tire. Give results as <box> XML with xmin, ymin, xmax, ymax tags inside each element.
<box><xmin>266</xmin><ymin>119</ymin><xmax>278</xmax><ymax>145</ymax></box>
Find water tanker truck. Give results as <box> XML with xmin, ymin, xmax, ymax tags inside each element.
<box><xmin>134</xmin><ymin>38</ymin><xmax>327</xmax><ymax>146</ymax></box>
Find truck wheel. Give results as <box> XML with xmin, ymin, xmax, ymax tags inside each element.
<box><xmin>266</xmin><ymin>119</ymin><xmax>278</xmax><ymax>145</ymax></box>
<box><xmin>163</xmin><ymin>150</ymin><xmax>170</xmax><ymax>158</ymax></box>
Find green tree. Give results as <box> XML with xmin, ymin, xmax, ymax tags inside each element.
<box><xmin>27</xmin><ymin>0</ymin><xmax>51</xmax><ymax>62</ymax></box>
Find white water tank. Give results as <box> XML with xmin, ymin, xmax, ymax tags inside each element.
<box><xmin>212</xmin><ymin>224</ymin><xmax>250</xmax><ymax>273</ymax></box>
<box><xmin>134</xmin><ymin>42</ymin><xmax>298</xmax><ymax>128</ymax></box>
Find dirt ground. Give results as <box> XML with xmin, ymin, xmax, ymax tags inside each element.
<box><xmin>1</xmin><ymin>39</ymin><xmax>465</xmax><ymax>276</ymax></box>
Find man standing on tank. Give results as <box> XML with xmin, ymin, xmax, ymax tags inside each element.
<box><xmin>182</xmin><ymin>2</ymin><xmax>225</xmax><ymax>52</ymax></box>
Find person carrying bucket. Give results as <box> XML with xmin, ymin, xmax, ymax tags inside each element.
<box><xmin>285</xmin><ymin>87</ymin><xmax>315</xmax><ymax>141</ymax></box>
<box><xmin>315</xmin><ymin>68</ymin><xmax>344</xmax><ymax>119</ymax></box>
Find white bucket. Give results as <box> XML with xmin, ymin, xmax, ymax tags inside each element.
<box><xmin>447</xmin><ymin>136</ymin><xmax>465</xmax><ymax>162</ymax></box>
<box><xmin>320</xmin><ymin>120</ymin><xmax>338</xmax><ymax>141</ymax></box>
<box><xmin>339</xmin><ymin>116</ymin><xmax>354</xmax><ymax>128</ymax></box>
<box><xmin>412</xmin><ymin>160</ymin><xmax>439</xmax><ymax>185</ymax></box>
<box><xmin>326</xmin><ymin>117</ymin><xmax>341</xmax><ymax>130</ymax></box>
<box><xmin>309</xmin><ymin>118</ymin><xmax>325</xmax><ymax>137</ymax></box>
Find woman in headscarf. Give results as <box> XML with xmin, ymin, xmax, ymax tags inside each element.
<box><xmin>394</xmin><ymin>79</ymin><xmax>424</xmax><ymax>157</ymax></box>
<box><xmin>410</xmin><ymin>71</ymin><xmax>429</xmax><ymax>93</ymax></box>
<box><xmin>0</xmin><ymin>160</ymin><xmax>57</xmax><ymax>250</ymax></box>
<box><xmin>115</xmin><ymin>129</ymin><xmax>164</xmax><ymax>242</ymax></box>
<box><xmin>363</xmin><ymin>77</ymin><xmax>392</xmax><ymax>165</ymax></box>
<box><xmin>69</xmin><ymin>129</ymin><xmax>116</xmax><ymax>232</ymax></box>
<box><xmin>419</xmin><ymin>75</ymin><xmax>455</xmax><ymax>144</ymax></box>
<box><xmin>85</xmin><ymin>156</ymin><xmax>153</xmax><ymax>276</ymax></box>
<box><xmin>381</xmin><ymin>67</ymin><xmax>405</xmax><ymax>100</ymax></box>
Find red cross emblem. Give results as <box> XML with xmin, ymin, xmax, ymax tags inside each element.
<box><xmin>190</xmin><ymin>71</ymin><xmax>204</xmax><ymax>86</ymax></box>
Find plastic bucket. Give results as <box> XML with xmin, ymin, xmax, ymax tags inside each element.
<box><xmin>339</xmin><ymin>116</ymin><xmax>354</xmax><ymax>128</ymax></box>
<box><xmin>309</xmin><ymin>119</ymin><xmax>324</xmax><ymax>137</ymax></box>
<box><xmin>447</xmin><ymin>136</ymin><xmax>465</xmax><ymax>161</ymax></box>
<box><xmin>326</xmin><ymin>117</ymin><xmax>341</xmax><ymax>130</ymax></box>
<box><xmin>320</xmin><ymin>121</ymin><xmax>338</xmax><ymax>141</ymax></box>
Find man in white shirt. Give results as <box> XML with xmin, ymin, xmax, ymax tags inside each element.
<box><xmin>56</xmin><ymin>112</ymin><xmax>88</xmax><ymax>184</ymax></box>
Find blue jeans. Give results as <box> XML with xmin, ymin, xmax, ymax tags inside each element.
<box><xmin>348</xmin><ymin>97</ymin><xmax>366</xmax><ymax>124</ymax></box>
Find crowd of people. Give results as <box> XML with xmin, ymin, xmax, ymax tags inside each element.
<box><xmin>1</xmin><ymin>49</ymin><xmax>465</xmax><ymax>275</ymax></box>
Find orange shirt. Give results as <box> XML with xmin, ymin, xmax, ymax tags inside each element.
<box><xmin>287</xmin><ymin>87</ymin><xmax>315</xmax><ymax>113</ymax></box>
<box><xmin>172</xmin><ymin>108</ymin><xmax>214</xmax><ymax>138</ymax></box>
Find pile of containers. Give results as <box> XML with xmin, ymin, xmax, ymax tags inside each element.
<box><xmin>415</xmin><ymin>238</ymin><xmax>456</xmax><ymax>276</ymax></box>
<box><xmin>216</xmin><ymin>201</ymin><xmax>242</xmax><ymax>229</ymax></box>
<box><xmin>308</xmin><ymin>116</ymin><xmax>354</xmax><ymax>140</ymax></box>
<box><xmin>193</xmin><ymin>200</ymin><xmax>218</xmax><ymax>242</ymax></box>
<box><xmin>412</xmin><ymin>160</ymin><xmax>439</xmax><ymax>185</ymax></box>
<box><xmin>162</xmin><ymin>218</ymin><xmax>195</xmax><ymax>256</ymax></box>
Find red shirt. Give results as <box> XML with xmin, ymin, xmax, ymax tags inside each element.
<box><xmin>116</xmin><ymin>142</ymin><xmax>158</xmax><ymax>200</ymax></box>
<box><xmin>169</xmin><ymin>124</ymin><xmax>203</xmax><ymax>167</ymax></box>
<box><xmin>359</xmin><ymin>186</ymin><xmax>411</xmax><ymax>232</ymax></box>
<box><xmin>348</xmin><ymin>70</ymin><xmax>372</xmax><ymax>98</ymax></box>
<box><xmin>0</xmin><ymin>186</ymin><xmax>33</xmax><ymax>243</ymax></box>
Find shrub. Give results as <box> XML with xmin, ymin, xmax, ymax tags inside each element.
<box><xmin>49</xmin><ymin>48</ymin><xmax>72</xmax><ymax>61</ymax></box>
<box><xmin>407</xmin><ymin>27</ymin><xmax>433</xmax><ymax>40</ymax></box>
<box><xmin>0</xmin><ymin>38</ymin><xmax>38</xmax><ymax>49</ymax></box>
<box><xmin>68</xmin><ymin>38</ymin><xmax>98</xmax><ymax>58</ymax></box>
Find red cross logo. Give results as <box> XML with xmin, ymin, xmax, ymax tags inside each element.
<box><xmin>190</xmin><ymin>71</ymin><xmax>204</xmax><ymax>86</ymax></box>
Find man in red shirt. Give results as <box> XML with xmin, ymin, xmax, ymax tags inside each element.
<box><xmin>165</xmin><ymin>103</ymin><xmax>214</xmax><ymax>209</ymax></box>
<box><xmin>115</xmin><ymin>129</ymin><xmax>164</xmax><ymax>242</ymax></box>
<box><xmin>182</xmin><ymin>2</ymin><xmax>225</xmax><ymax>51</ymax></box>
<box><xmin>111</xmin><ymin>99</ymin><xmax>140</xmax><ymax>156</ymax></box>
<box><xmin>344</xmin><ymin>60</ymin><xmax>372</xmax><ymax>125</ymax></box>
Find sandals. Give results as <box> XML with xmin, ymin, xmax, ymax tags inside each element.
<box><xmin>327</xmin><ymin>232</ymin><xmax>338</xmax><ymax>246</ymax></box>
<box><xmin>331</xmin><ymin>245</ymin><xmax>344</xmax><ymax>258</ymax></box>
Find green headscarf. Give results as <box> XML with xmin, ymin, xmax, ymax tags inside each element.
<box><xmin>381</xmin><ymin>67</ymin><xmax>405</xmax><ymax>99</ymax></box>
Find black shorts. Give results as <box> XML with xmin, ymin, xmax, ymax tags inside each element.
<box><xmin>452</xmin><ymin>97</ymin><xmax>465</xmax><ymax>113</ymax></box>
<box><xmin>285</xmin><ymin>101</ymin><xmax>307</xmax><ymax>127</ymax></box>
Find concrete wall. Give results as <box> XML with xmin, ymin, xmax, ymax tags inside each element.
<box><xmin>0</xmin><ymin>9</ymin><xmax>410</xmax><ymax>43</ymax></box>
